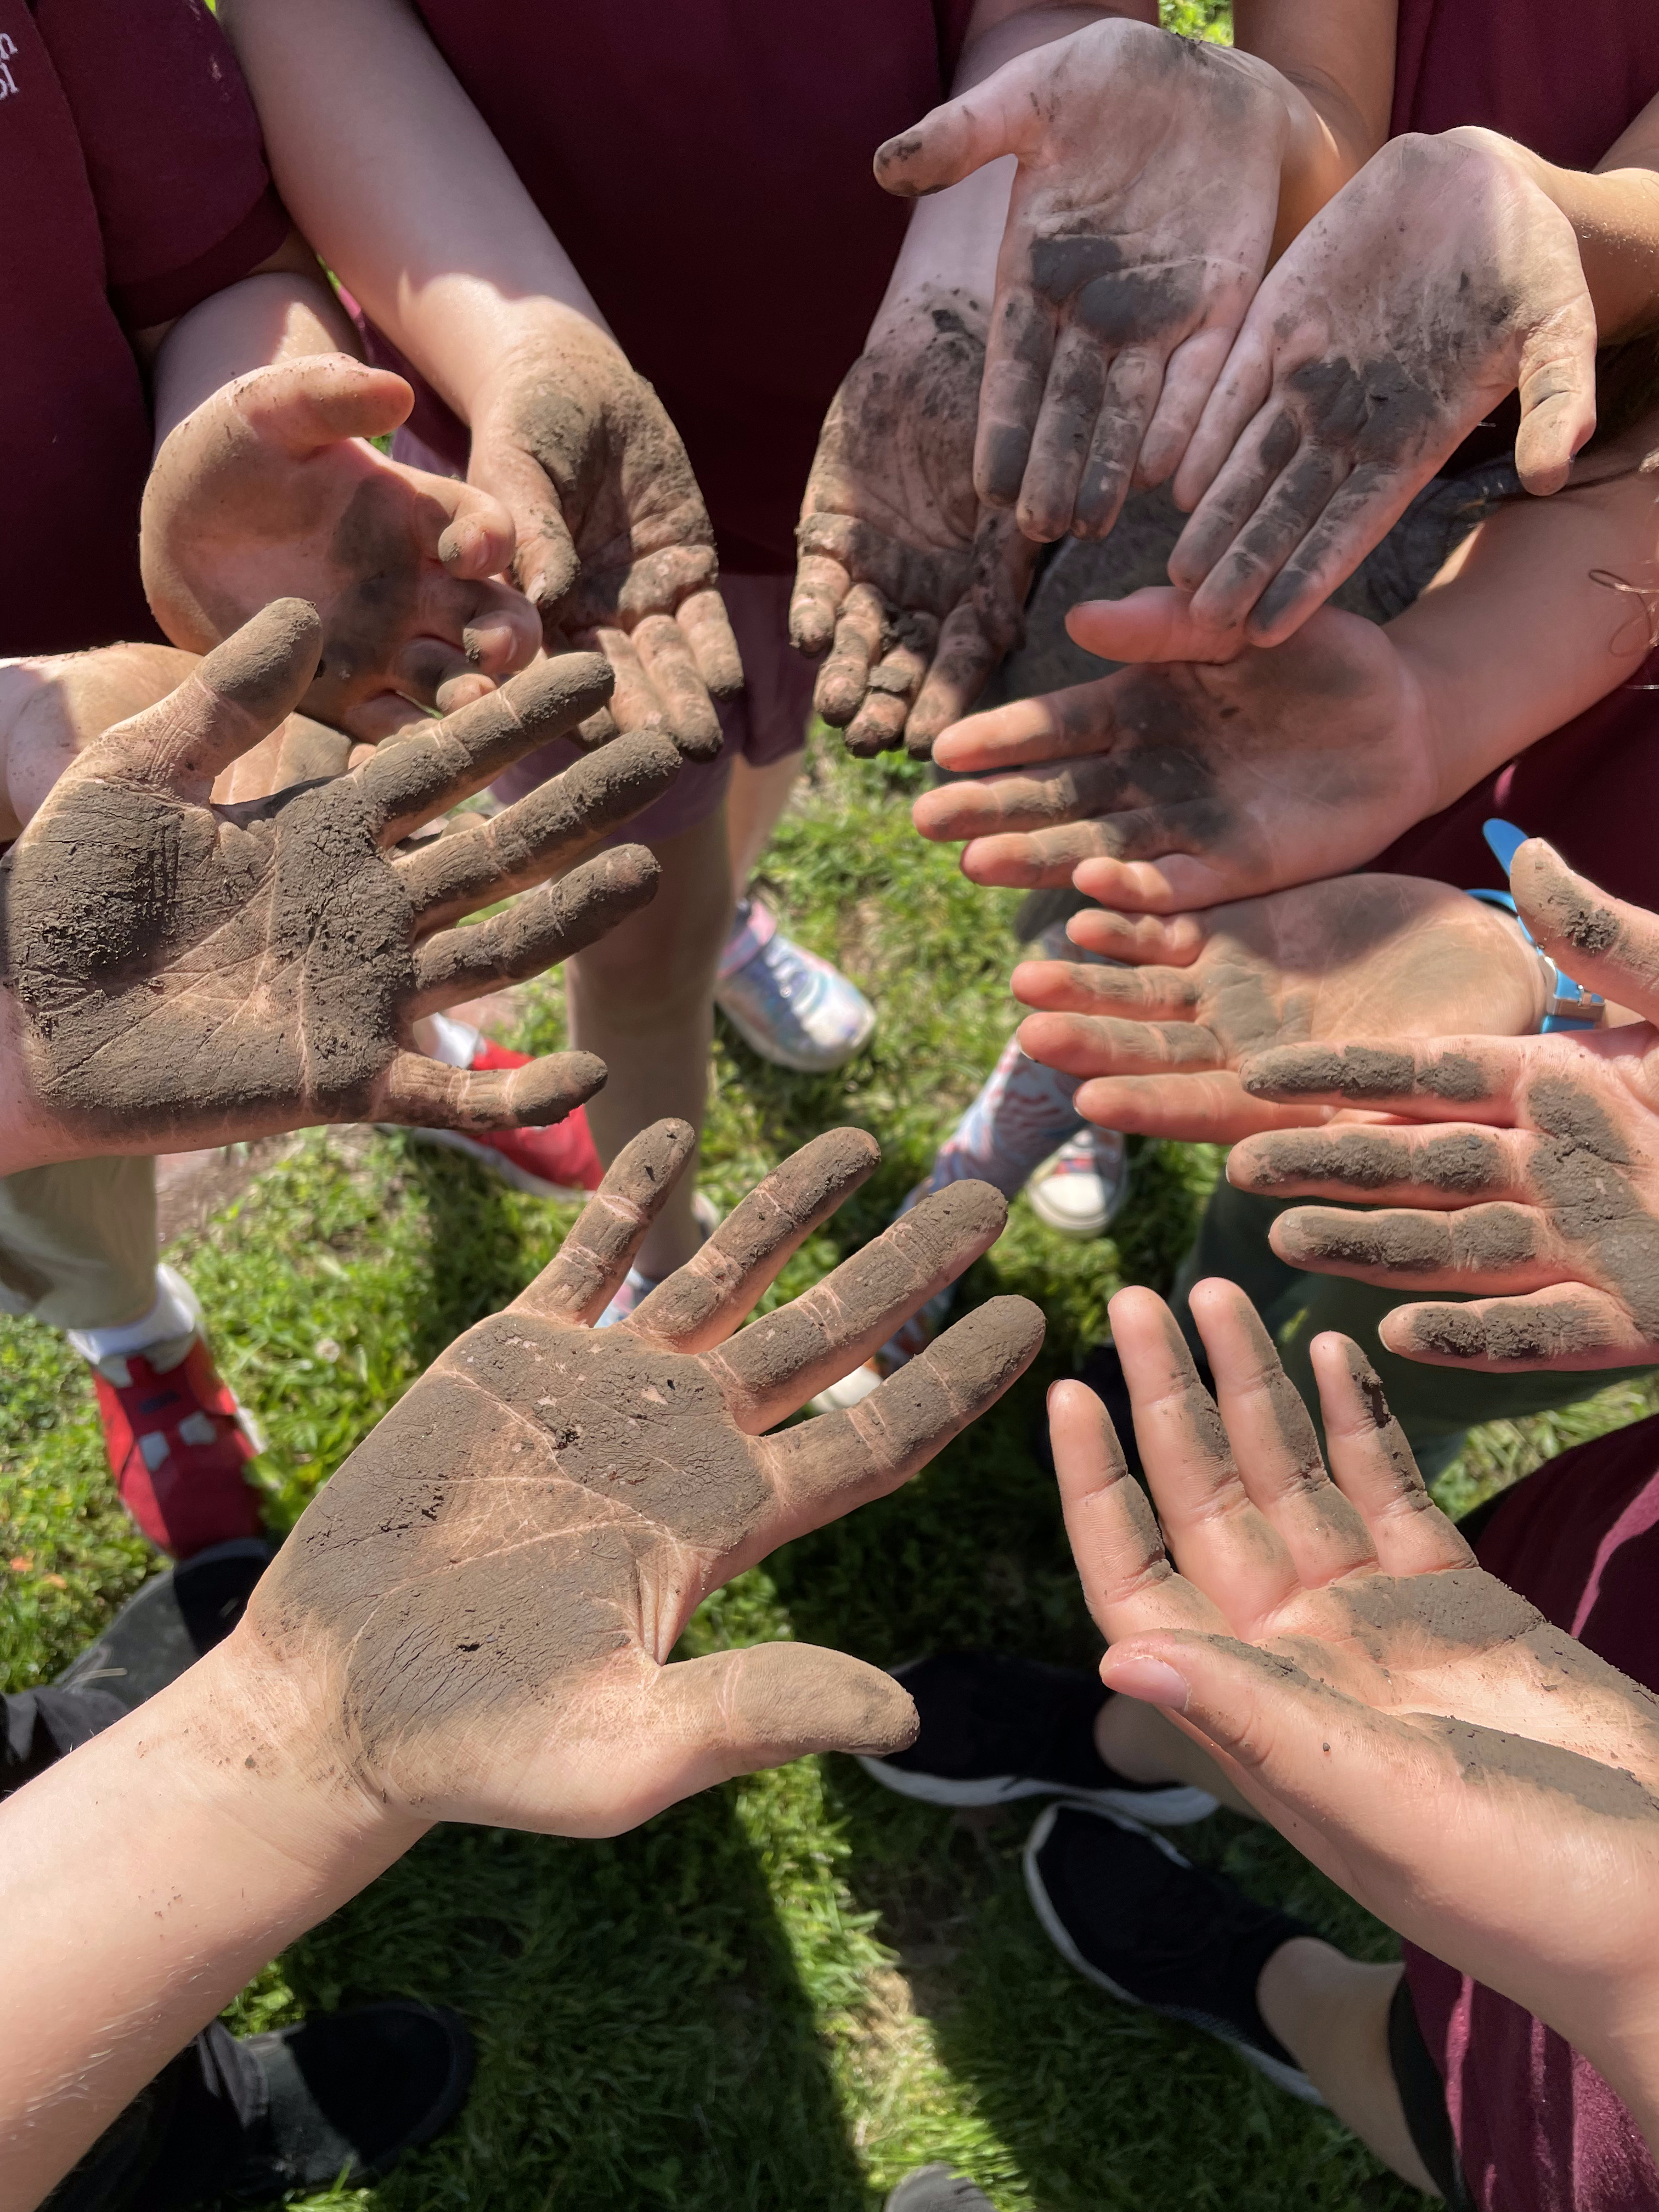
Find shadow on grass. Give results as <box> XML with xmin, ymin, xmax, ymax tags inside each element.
<box><xmin>769</xmin><ymin>1302</ymin><xmax>1420</xmax><ymax>2210</ymax></box>
<box><xmin>278</xmin><ymin>1792</ymin><xmax>871</xmax><ymax>2212</ymax></box>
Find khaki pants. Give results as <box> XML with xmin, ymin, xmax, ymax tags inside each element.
<box><xmin>0</xmin><ymin>1156</ymin><xmax>157</xmax><ymax>1329</ymax></box>
<box><xmin>1171</xmin><ymin>1177</ymin><xmax>1655</xmax><ymax>1477</ymax></box>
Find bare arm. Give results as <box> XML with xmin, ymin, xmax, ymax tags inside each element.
<box><xmin>134</xmin><ymin>229</ymin><xmax>362</xmax><ymax>443</ymax></box>
<box><xmin>1499</xmin><ymin>91</ymin><xmax>1659</xmax><ymax>342</ymax></box>
<box><xmin>0</xmin><ymin>1127</ymin><xmax>1040</xmax><ymax>2207</ymax></box>
<box><xmin>219</xmin><ymin>0</ymin><xmax>739</xmax><ymax>744</ymax></box>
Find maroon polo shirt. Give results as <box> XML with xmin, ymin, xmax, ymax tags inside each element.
<box><xmin>1</xmin><ymin>0</ymin><xmax>286</xmax><ymax>654</ymax></box>
<box><xmin>381</xmin><ymin>1</ymin><xmax>975</xmax><ymax>575</ymax></box>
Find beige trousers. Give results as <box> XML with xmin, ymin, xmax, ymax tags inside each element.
<box><xmin>0</xmin><ymin>1157</ymin><xmax>157</xmax><ymax>1328</ymax></box>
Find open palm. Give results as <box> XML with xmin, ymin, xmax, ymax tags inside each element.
<box><xmin>1052</xmin><ymin>1278</ymin><xmax>1659</xmax><ymax>2083</ymax></box>
<box><xmin>916</xmin><ymin>596</ymin><xmax>1435</xmax><ymax>909</ymax></box>
<box><xmin>0</xmin><ymin>600</ymin><xmax>681</xmax><ymax>1165</ymax></box>
<box><xmin>1011</xmin><ymin>873</ymin><xmax>1542</xmax><ymax>1142</ymax></box>
<box><xmin>1227</xmin><ymin>842</ymin><xmax>1659</xmax><ymax>1369</ymax></box>
<box><xmin>244</xmin><ymin>1120</ymin><xmax>1043</xmax><ymax>1832</ymax></box>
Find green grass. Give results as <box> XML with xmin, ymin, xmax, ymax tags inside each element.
<box><xmin>4</xmin><ymin>726</ymin><xmax>1653</xmax><ymax>2210</ymax></box>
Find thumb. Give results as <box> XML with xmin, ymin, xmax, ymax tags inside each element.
<box><xmin>1065</xmin><ymin>587</ymin><xmax>1247</xmax><ymax>667</ymax></box>
<box><xmin>470</xmin><ymin>436</ymin><xmax>582</xmax><ymax>620</ymax></box>
<box><xmin>650</xmin><ymin>1643</ymin><xmax>918</xmax><ymax>1786</ymax></box>
<box><xmin>1513</xmin><ymin>295</ymin><xmax>1599</xmax><ymax>495</ymax></box>
<box><xmin>874</xmin><ymin>69</ymin><xmax>1043</xmax><ymax>196</ymax></box>
<box><xmin>1510</xmin><ymin>837</ymin><xmax>1659</xmax><ymax>1024</ymax></box>
<box><xmin>91</xmin><ymin>599</ymin><xmax>323</xmax><ymax>793</ymax></box>
<box><xmin>1102</xmin><ymin>1630</ymin><xmax>1442</xmax><ymax>1846</ymax></box>
<box><xmin>230</xmin><ymin>356</ymin><xmax>415</xmax><ymax>456</ymax></box>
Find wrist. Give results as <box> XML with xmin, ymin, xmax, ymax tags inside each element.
<box><xmin>458</xmin><ymin>295</ymin><xmax>624</xmax><ymax>424</ymax></box>
<box><xmin>436</xmin><ymin>291</ymin><xmax>617</xmax><ymax>425</ymax></box>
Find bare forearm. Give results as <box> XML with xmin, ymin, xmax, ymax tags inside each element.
<box><xmin>0</xmin><ymin>1642</ymin><xmax>412</xmax><ymax>2212</ymax></box>
<box><xmin>221</xmin><ymin>0</ymin><xmax>607</xmax><ymax>421</ymax></box>
<box><xmin>1234</xmin><ymin>0</ymin><xmax>1396</xmax><ymax>238</ymax></box>
<box><xmin>1391</xmin><ymin>455</ymin><xmax>1659</xmax><ymax>815</ymax></box>
<box><xmin>150</xmin><ymin>268</ymin><xmax>360</xmax><ymax>448</ymax></box>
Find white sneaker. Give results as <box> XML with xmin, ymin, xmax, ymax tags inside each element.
<box><xmin>1028</xmin><ymin>1128</ymin><xmax>1130</xmax><ymax>1238</ymax></box>
<box><xmin>715</xmin><ymin>897</ymin><xmax>876</xmax><ymax>1073</ymax></box>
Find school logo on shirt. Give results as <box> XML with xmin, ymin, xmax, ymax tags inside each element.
<box><xmin>0</xmin><ymin>31</ymin><xmax>18</xmax><ymax>99</ymax></box>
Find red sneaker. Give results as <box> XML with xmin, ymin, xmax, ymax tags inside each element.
<box><xmin>92</xmin><ymin>1335</ymin><xmax>265</xmax><ymax>1560</ymax></box>
<box><xmin>411</xmin><ymin>1038</ymin><xmax>605</xmax><ymax>1200</ymax></box>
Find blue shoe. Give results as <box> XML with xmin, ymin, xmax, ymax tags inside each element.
<box><xmin>715</xmin><ymin>898</ymin><xmax>876</xmax><ymax>1073</ymax></box>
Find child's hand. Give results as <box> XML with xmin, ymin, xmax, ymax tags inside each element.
<box><xmin>1161</xmin><ymin>131</ymin><xmax>1597</xmax><ymax>648</ymax></box>
<box><xmin>791</xmin><ymin>289</ymin><xmax>1034</xmax><ymax>757</ymax></box>
<box><xmin>240</xmin><ymin>1120</ymin><xmax>1042</xmax><ymax>1832</ymax></box>
<box><xmin>0</xmin><ymin>600</ymin><xmax>684</xmax><ymax>1167</ymax></box>
<box><xmin>1010</xmin><ymin>874</ymin><xmax>1544</xmax><ymax>1143</ymax></box>
<box><xmin>141</xmin><ymin>357</ymin><xmax>543</xmax><ymax>743</ymax></box>
<box><xmin>1228</xmin><ymin>843</ymin><xmax>1659</xmax><ymax>1370</ymax></box>
<box><xmin>1053</xmin><ymin>1279</ymin><xmax>1659</xmax><ymax>2090</ymax></box>
<box><xmin>876</xmin><ymin>20</ymin><xmax>1290</xmax><ymax>547</ymax></box>
<box><xmin>914</xmin><ymin>596</ymin><xmax>1435</xmax><ymax>907</ymax></box>
<box><xmin>463</xmin><ymin>311</ymin><xmax>743</xmax><ymax>760</ymax></box>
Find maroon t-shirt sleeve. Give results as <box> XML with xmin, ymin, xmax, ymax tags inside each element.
<box><xmin>31</xmin><ymin>0</ymin><xmax>287</xmax><ymax>328</ymax></box>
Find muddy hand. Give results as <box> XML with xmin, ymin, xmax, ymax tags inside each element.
<box><xmin>141</xmin><ymin>357</ymin><xmax>543</xmax><ymax>744</ymax></box>
<box><xmin>1012</xmin><ymin>874</ymin><xmax>1544</xmax><ymax>1143</ymax></box>
<box><xmin>1156</xmin><ymin>131</ymin><xmax>1596</xmax><ymax>648</ymax></box>
<box><xmin>877</xmin><ymin>21</ymin><xmax>1287</xmax><ymax>546</ymax></box>
<box><xmin>0</xmin><ymin>598</ymin><xmax>684</xmax><ymax>1164</ymax></box>
<box><xmin>1224</xmin><ymin>844</ymin><xmax>1659</xmax><ymax>1369</ymax></box>
<box><xmin>465</xmin><ymin>312</ymin><xmax>742</xmax><ymax>759</ymax></box>
<box><xmin>915</xmin><ymin>597</ymin><xmax>1434</xmax><ymax>907</ymax></box>
<box><xmin>1052</xmin><ymin>1279</ymin><xmax>1659</xmax><ymax>2070</ymax></box>
<box><xmin>792</xmin><ymin>290</ymin><xmax>1034</xmax><ymax>758</ymax></box>
<box><xmin>241</xmin><ymin>1120</ymin><xmax>1043</xmax><ymax>1832</ymax></box>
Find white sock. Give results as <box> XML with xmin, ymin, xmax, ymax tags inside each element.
<box><xmin>426</xmin><ymin>1012</ymin><xmax>481</xmax><ymax>1068</ymax></box>
<box><xmin>67</xmin><ymin>1265</ymin><xmax>201</xmax><ymax>1364</ymax></box>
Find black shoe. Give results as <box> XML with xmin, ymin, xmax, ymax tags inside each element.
<box><xmin>858</xmin><ymin>1652</ymin><xmax>1218</xmax><ymax>1825</ymax></box>
<box><xmin>885</xmin><ymin>2167</ymin><xmax>996</xmax><ymax>2211</ymax></box>
<box><xmin>225</xmin><ymin>2002</ymin><xmax>474</xmax><ymax>2199</ymax></box>
<box><xmin>1024</xmin><ymin>1802</ymin><xmax>1320</xmax><ymax>2100</ymax></box>
<box><xmin>55</xmin><ymin>1539</ymin><xmax>272</xmax><ymax>1712</ymax></box>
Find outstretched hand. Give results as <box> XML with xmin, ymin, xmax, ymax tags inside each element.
<box><xmin>239</xmin><ymin>1120</ymin><xmax>1043</xmax><ymax>1832</ymax></box>
<box><xmin>1154</xmin><ymin>130</ymin><xmax>1597</xmax><ymax>649</ymax></box>
<box><xmin>1053</xmin><ymin>1278</ymin><xmax>1659</xmax><ymax>2090</ymax></box>
<box><xmin>465</xmin><ymin>311</ymin><xmax>743</xmax><ymax>758</ymax></box>
<box><xmin>1011</xmin><ymin>874</ymin><xmax>1543</xmax><ymax>1143</ymax></box>
<box><xmin>915</xmin><ymin>596</ymin><xmax>1436</xmax><ymax>908</ymax></box>
<box><xmin>142</xmin><ymin>356</ymin><xmax>544</xmax><ymax>743</ymax></box>
<box><xmin>1224</xmin><ymin>842</ymin><xmax>1659</xmax><ymax>1370</ymax></box>
<box><xmin>792</xmin><ymin>291</ymin><xmax>1033</xmax><ymax>757</ymax></box>
<box><xmin>876</xmin><ymin>20</ymin><xmax>1291</xmax><ymax>546</ymax></box>
<box><xmin>0</xmin><ymin>599</ymin><xmax>684</xmax><ymax>1169</ymax></box>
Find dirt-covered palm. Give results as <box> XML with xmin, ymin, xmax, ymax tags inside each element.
<box><xmin>141</xmin><ymin>357</ymin><xmax>543</xmax><ymax>744</ymax></box>
<box><xmin>915</xmin><ymin>594</ymin><xmax>1435</xmax><ymax>907</ymax></box>
<box><xmin>465</xmin><ymin>314</ymin><xmax>743</xmax><ymax>758</ymax></box>
<box><xmin>1012</xmin><ymin>873</ymin><xmax>1543</xmax><ymax>1143</ymax></box>
<box><xmin>0</xmin><ymin>599</ymin><xmax>685</xmax><ymax>1167</ymax></box>
<box><xmin>876</xmin><ymin>20</ymin><xmax>1288</xmax><ymax>545</ymax></box>
<box><xmin>1222</xmin><ymin>842</ymin><xmax>1659</xmax><ymax>1370</ymax></box>
<box><xmin>791</xmin><ymin>290</ymin><xmax>1034</xmax><ymax>758</ymax></box>
<box><xmin>239</xmin><ymin>1120</ymin><xmax>1042</xmax><ymax>1833</ymax></box>
<box><xmin>1052</xmin><ymin>1279</ymin><xmax>1659</xmax><ymax>2091</ymax></box>
<box><xmin>1161</xmin><ymin>129</ymin><xmax>1597</xmax><ymax>648</ymax></box>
